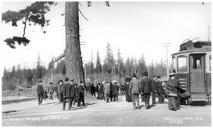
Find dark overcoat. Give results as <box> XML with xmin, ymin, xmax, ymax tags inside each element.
<box><xmin>140</xmin><ymin>77</ymin><xmax>152</xmax><ymax>94</ymax></box>
<box><xmin>37</xmin><ymin>84</ymin><xmax>44</xmax><ymax>95</ymax></box>
<box><xmin>62</xmin><ymin>82</ymin><xmax>75</xmax><ymax>98</ymax></box>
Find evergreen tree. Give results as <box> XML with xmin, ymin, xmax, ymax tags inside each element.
<box><xmin>103</xmin><ymin>43</ymin><xmax>115</xmax><ymax>74</ymax></box>
<box><xmin>36</xmin><ymin>55</ymin><xmax>43</xmax><ymax>79</ymax></box>
<box><xmin>95</xmin><ymin>51</ymin><xmax>102</xmax><ymax>73</ymax></box>
<box><xmin>136</xmin><ymin>55</ymin><xmax>147</xmax><ymax>77</ymax></box>
<box><xmin>117</xmin><ymin>49</ymin><xmax>125</xmax><ymax>76</ymax></box>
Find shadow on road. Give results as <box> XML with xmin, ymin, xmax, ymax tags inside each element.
<box><xmin>85</xmin><ymin>102</ymin><xmax>96</xmax><ymax>106</ymax></box>
<box><xmin>2</xmin><ymin>110</ymin><xmax>17</xmax><ymax>114</ymax></box>
<box><xmin>190</xmin><ymin>101</ymin><xmax>208</xmax><ymax>106</ymax></box>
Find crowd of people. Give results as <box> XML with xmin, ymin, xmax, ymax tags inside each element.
<box><xmin>124</xmin><ymin>71</ymin><xmax>185</xmax><ymax>111</ymax></box>
<box><xmin>36</xmin><ymin>78</ymin><xmax>86</xmax><ymax>110</ymax></box>
<box><xmin>36</xmin><ymin>71</ymin><xmax>184</xmax><ymax>111</ymax></box>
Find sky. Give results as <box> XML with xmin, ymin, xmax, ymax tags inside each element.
<box><xmin>0</xmin><ymin>1</ymin><xmax>211</xmax><ymax>72</ymax></box>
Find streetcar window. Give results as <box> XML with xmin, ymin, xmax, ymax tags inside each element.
<box><xmin>177</xmin><ymin>56</ymin><xmax>187</xmax><ymax>72</ymax></box>
<box><xmin>192</xmin><ymin>55</ymin><xmax>202</xmax><ymax>69</ymax></box>
<box><xmin>172</xmin><ymin>57</ymin><xmax>177</xmax><ymax>72</ymax></box>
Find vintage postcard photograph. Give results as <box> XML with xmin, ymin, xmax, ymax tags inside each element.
<box><xmin>1</xmin><ymin>0</ymin><xmax>211</xmax><ymax>126</ymax></box>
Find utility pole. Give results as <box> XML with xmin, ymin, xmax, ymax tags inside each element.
<box><xmin>162</xmin><ymin>43</ymin><xmax>171</xmax><ymax>76</ymax></box>
<box><xmin>208</xmin><ymin>25</ymin><xmax>211</xmax><ymax>41</ymax></box>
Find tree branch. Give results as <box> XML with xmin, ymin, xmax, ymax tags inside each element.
<box><xmin>22</xmin><ymin>13</ymin><xmax>29</xmax><ymax>37</ymax></box>
<box><xmin>79</xmin><ymin>9</ymin><xmax>88</xmax><ymax>21</ymax></box>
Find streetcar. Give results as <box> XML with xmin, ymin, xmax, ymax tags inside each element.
<box><xmin>171</xmin><ymin>39</ymin><xmax>211</xmax><ymax>104</ymax></box>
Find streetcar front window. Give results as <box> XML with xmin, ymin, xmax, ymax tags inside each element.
<box><xmin>177</xmin><ymin>56</ymin><xmax>187</xmax><ymax>72</ymax></box>
<box><xmin>172</xmin><ymin>57</ymin><xmax>177</xmax><ymax>72</ymax></box>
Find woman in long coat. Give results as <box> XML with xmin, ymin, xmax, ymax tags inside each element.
<box><xmin>97</xmin><ymin>83</ymin><xmax>104</xmax><ymax>100</ymax></box>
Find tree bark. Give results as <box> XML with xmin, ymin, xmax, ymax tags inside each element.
<box><xmin>65</xmin><ymin>2</ymin><xmax>85</xmax><ymax>84</ymax></box>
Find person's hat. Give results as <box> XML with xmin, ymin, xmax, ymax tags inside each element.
<box><xmin>169</xmin><ymin>73</ymin><xmax>175</xmax><ymax>77</ymax></box>
<box><xmin>39</xmin><ymin>80</ymin><xmax>42</xmax><ymax>83</ymax></box>
<box><xmin>143</xmin><ymin>71</ymin><xmax>148</xmax><ymax>76</ymax></box>
<box><xmin>132</xmin><ymin>73</ymin><xmax>137</xmax><ymax>78</ymax></box>
<box><xmin>112</xmin><ymin>80</ymin><xmax>117</xmax><ymax>84</ymax></box>
<box><xmin>102</xmin><ymin>81</ymin><xmax>105</xmax><ymax>84</ymax></box>
<box><xmin>65</xmin><ymin>77</ymin><xmax>69</xmax><ymax>81</ymax></box>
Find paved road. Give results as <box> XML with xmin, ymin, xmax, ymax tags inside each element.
<box><xmin>2</xmin><ymin>96</ymin><xmax>211</xmax><ymax>126</ymax></box>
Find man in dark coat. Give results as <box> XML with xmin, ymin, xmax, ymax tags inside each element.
<box><xmin>140</xmin><ymin>72</ymin><xmax>153</xmax><ymax>109</ymax></box>
<box><xmin>125</xmin><ymin>76</ymin><xmax>132</xmax><ymax>102</ymax></box>
<box><xmin>37</xmin><ymin>80</ymin><xmax>44</xmax><ymax>105</ymax></box>
<box><xmin>97</xmin><ymin>82</ymin><xmax>104</xmax><ymax>99</ymax></box>
<box><xmin>57</xmin><ymin>80</ymin><xmax>63</xmax><ymax>103</ymax></box>
<box><xmin>78</xmin><ymin>81</ymin><xmax>86</xmax><ymax>106</ymax></box>
<box><xmin>112</xmin><ymin>81</ymin><xmax>119</xmax><ymax>102</ymax></box>
<box><xmin>166</xmin><ymin>73</ymin><xmax>179</xmax><ymax>111</ymax></box>
<box><xmin>155</xmin><ymin>76</ymin><xmax>165</xmax><ymax>103</ymax></box>
<box><xmin>48</xmin><ymin>82</ymin><xmax>54</xmax><ymax>100</ymax></box>
<box><xmin>90</xmin><ymin>83</ymin><xmax>96</xmax><ymax>97</ymax></box>
<box><xmin>129</xmin><ymin>73</ymin><xmax>140</xmax><ymax>109</ymax></box>
<box><xmin>74</xmin><ymin>83</ymin><xmax>79</xmax><ymax>105</ymax></box>
<box><xmin>151</xmin><ymin>77</ymin><xmax>157</xmax><ymax>104</ymax></box>
<box><xmin>62</xmin><ymin>78</ymin><xmax>75</xmax><ymax>110</ymax></box>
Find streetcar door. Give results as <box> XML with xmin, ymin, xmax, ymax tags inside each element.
<box><xmin>189</xmin><ymin>54</ymin><xmax>205</xmax><ymax>93</ymax></box>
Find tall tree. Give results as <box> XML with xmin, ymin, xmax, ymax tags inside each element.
<box><xmin>2</xmin><ymin>2</ymin><xmax>110</xmax><ymax>84</ymax></box>
<box><xmin>136</xmin><ymin>55</ymin><xmax>147</xmax><ymax>76</ymax></box>
<box><xmin>95</xmin><ymin>51</ymin><xmax>102</xmax><ymax>73</ymax></box>
<box><xmin>65</xmin><ymin>2</ymin><xmax>85</xmax><ymax>84</ymax></box>
<box><xmin>148</xmin><ymin>61</ymin><xmax>155</xmax><ymax>78</ymax></box>
<box><xmin>124</xmin><ymin>57</ymin><xmax>135</xmax><ymax>76</ymax></box>
<box><xmin>103</xmin><ymin>43</ymin><xmax>115</xmax><ymax>74</ymax></box>
<box><xmin>36</xmin><ymin>55</ymin><xmax>45</xmax><ymax>79</ymax></box>
<box><xmin>117</xmin><ymin>49</ymin><xmax>124</xmax><ymax>84</ymax></box>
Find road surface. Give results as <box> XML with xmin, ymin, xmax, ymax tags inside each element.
<box><xmin>2</xmin><ymin>95</ymin><xmax>211</xmax><ymax>126</ymax></box>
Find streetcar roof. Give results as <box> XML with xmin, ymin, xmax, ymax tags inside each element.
<box><xmin>172</xmin><ymin>47</ymin><xmax>211</xmax><ymax>56</ymax></box>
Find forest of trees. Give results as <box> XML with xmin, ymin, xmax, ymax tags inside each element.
<box><xmin>2</xmin><ymin>43</ymin><xmax>167</xmax><ymax>90</ymax></box>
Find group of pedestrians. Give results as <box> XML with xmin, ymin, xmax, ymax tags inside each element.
<box><xmin>124</xmin><ymin>71</ymin><xmax>184</xmax><ymax>111</ymax></box>
<box><xmin>37</xmin><ymin>71</ymin><xmax>184</xmax><ymax>111</ymax></box>
<box><xmin>85</xmin><ymin>80</ymin><xmax>120</xmax><ymax>103</ymax></box>
<box><xmin>36</xmin><ymin>77</ymin><xmax>85</xmax><ymax>110</ymax></box>
<box><xmin>61</xmin><ymin>78</ymin><xmax>85</xmax><ymax>110</ymax></box>
<box><xmin>102</xmin><ymin>80</ymin><xmax>119</xmax><ymax>103</ymax></box>
<box><xmin>128</xmin><ymin>72</ymin><xmax>154</xmax><ymax>109</ymax></box>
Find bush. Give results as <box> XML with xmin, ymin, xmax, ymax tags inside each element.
<box><xmin>2</xmin><ymin>80</ymin><xmax>16</xmax><ymax>90</ymax></box>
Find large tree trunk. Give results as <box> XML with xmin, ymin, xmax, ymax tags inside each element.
<box><xmin>65</xmin><ymin>2</ymin><xmax>85</xmax><ymax>84</ymax></box>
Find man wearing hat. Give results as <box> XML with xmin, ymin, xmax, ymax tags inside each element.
<box><xmin>103</xmin><ymin>81</ymin><xmax>110</xmax><ymax>103</ymax></box>
<box><xmin>112</xmin><ymin>80</ymin><xmax>119</xmax><ymax>102</ymax></box>
<box><xmin>166</xmin><ymin>73</ymin><xmax>179</xmax><ymax>111</ymax></box>
<box><xmin>151</xmin><ymin>76</ymin><xmax>157</xmax><ymax>105</ymax></box>
<box><xmin>78</xmin><ymin>81</ymin><xmax>86</xmax><ymax>106</ymax></box>
<box><xmin>62</xmin><ymin>78</ymin><xmax>75</xmax><ymax>110</ymax></box>
<box><xmin>57</xmin><ymin>80</ymin><xmax>64</xmax><ymax>103</ymax></box>
<box><xmin>140</xmin><ymin>71</ymin><xmax>153</xmax><ymax>109</ymax></box>
<box><xmin>48</xmin><ymin>82</ymin><xmax>54</xmax><ymax>100</ymax></box>
<box><xmin>125</xmin><ymin>75</ymin><xmax>132</xmax><ymax>102</ymax></box>
<box><xmin>129</xmin><ymin>73</ymin><xmax>140</xmax><ymax>109</ymax></box>
<box><xmin>37</xmin><ymin>80</ymin><xmax>44</xmax><ymax>105</ymax></box>
<box><xmin>155</xmin><ymin>76</ymin><xmax>165</xmax><ymax>103</ymax></box>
